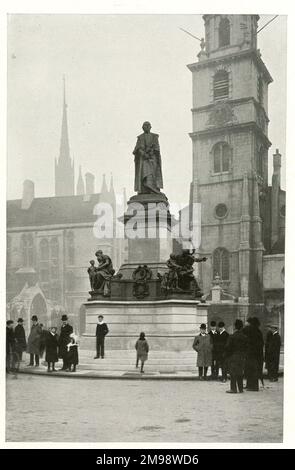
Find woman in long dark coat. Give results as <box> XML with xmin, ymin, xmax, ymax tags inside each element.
<box><xmin>45</xmin><ymin>327</ymin><xmax>59</xmax><ymax>372</ymax></box>
<box><xmin>58</xmin><ymin>315</ymin><xmax>73</xmax><ymax>371</ymax></box>
<box><xmin>243</xmin><ymin>317</ymin><xmax>264</xmax><ymax>391</ymax></box>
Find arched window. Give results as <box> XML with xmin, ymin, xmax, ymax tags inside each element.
<box><xmin>39</xmin><ymin>239</ymin><xmax>49</xmax><ymax>284</ymax></box>
<box><xmin>219</xmin><ymin>17</ymin><xmax>230</xmax><ymax>47</ymax></box>
<box><xmin>21</xmin><ymin>233</ymin><xmax>34</xmax><ymax>267</ymax></box>
<box><xmin>213</xmin><ymin>70</ymin><xmax>229</xmax><ymax>101</ymax></box>
<box><xmin>50</xmin><ymin>237</ymin><xmax>59</xmax><ymax>281</ymax></box>
<box><xmin>213</xmin><ymin>142</ymin><xmax>231</xmax><ymax>173</ymax></box>
<box><xmin>50</xmin><ymin>237</ymin><xmax>59</xmax><ymax>260</ymax></box>
<box><xmin>67</xmin><ymin>231</ymin><xmax>75</xmax><ymax>265</ymax></box>
<box><xmin>213</xmin><ymin>248</ymin><xmax>230</xmax><ymax>281</ymax></box>
<box><xmin>40</xmin><ymin>238</ymin><xmax>49</xmax><ymax>261</ymax></box>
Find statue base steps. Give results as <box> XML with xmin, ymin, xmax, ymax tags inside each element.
<box><xmin>81</xmin><ymin>299</ymin><xmax>209</xmax><ymax>352</ymax></box>
<box><xmin>78</xmin><ymin>349</ymin><xmax>199</xmax><ymax>373</ymax></box>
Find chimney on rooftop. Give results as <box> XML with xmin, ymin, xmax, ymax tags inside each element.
<box><xmin>21</xmin><ymin>180</ymin><xmax>35</xmax><ymax>210</ymax></box>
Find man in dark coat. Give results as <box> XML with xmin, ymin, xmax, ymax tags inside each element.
<box><xmin>265</xmin><ymin>324</ymin><xmax>281</xmax><ymax>382</ymax></box>
<box><xmin>215</xmin><ymin>321</ymin><xmax>230</xmax><ymax>382</ymax></box>
<box><xmin>27</xmin><ymin>315</ymin><xmax>42</xmax><ymax>366</ymax></box>
<box><xmin>243</xmin><ymin>316</ymin><xmax>264</xmax><ymax>391</ymax></box>
<box><xmin>14</xmin><ymin>318</ymin><xmax>27</xmax><ymax>361</ymax></box>
<box><xmin>225</xmin><ymin>319</ymin><xmax>248</xmax><ymax>393</ymax></box>
<box><xmin>208</xmin><ymin>321</ymin><xmax>219</xmax><ymax>379</ymax></box>
<box><xmin>58</xmin><ymin>314</ymin><xmax>73</xmax><ymax>371</ymax></box>
<box><xmin>94</xmin><ymin>315</ymin><xmax>109</xmax><ymax>359</ymax></box>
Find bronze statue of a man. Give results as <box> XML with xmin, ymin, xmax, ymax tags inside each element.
<box><xmin>133</xmin><ymin>121</ymin><xmax>163</xmax><ymax>194</ymax></box>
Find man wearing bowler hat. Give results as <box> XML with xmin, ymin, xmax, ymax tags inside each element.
<box><xmin>265</xmin><ymin>324</ymin><xmax>281</xmax><ymax>382</ymax></box>
<box><xmin>27</xmin><ymin>315</ymin><xmax>42</xmax><ymax>366</ymax></box>
<box><xmin>14</xmin><ymin>318</ymin><xmax>27</xmax><ymax>362</ymax></box>
<box><xmin>208</xmin><ymin>321</ymin><xmax>219</xmax><ymax>379</ymax></box>
<box><xmin>215</xmin><ymin>321</ymin><xmax>229</xmax><ymax>382</ymax></box>
<box><xmin>58</xmin><ymin>314</ymin><xmax>73</xmax><ymax>371</ymax></box>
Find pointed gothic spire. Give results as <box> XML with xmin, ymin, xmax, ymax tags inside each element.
<box><xmin>109</xmin><ymin>173</ymin><xmax>115</xmax><ymax>201</ymax></box>
<box><xmin>55</xmin><ymin>76</ymin><xmax>75</xmax><ymax>196</ymax></box>
<box><xmin>59</xmin><ymin>75</ymin><xmax>71</xmax><ymax>163</ymax></box>
<box><xmin>76</xmin><ymin>165</ymin><xmax>85</xmax><ymax>195</ymax></box>
<box><xmin>101</xmin><ymin>174</ymin><xmax>108</xmax><ymax>195</ymax></box>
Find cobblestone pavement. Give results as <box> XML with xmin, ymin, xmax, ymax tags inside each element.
<box><xmin>6</xmin><ymin>375</ymin><xmax>283</xmax><ymax>443</ymax></box>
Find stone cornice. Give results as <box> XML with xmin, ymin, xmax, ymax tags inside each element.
<box><xmin>189</xmin><ymin>121</ymin><xmax>272</xmax><ymax>148</ymax></box>
<box><xmin>187</xmin><ymin>48</ymin><xmax>273</xmax><ymax>84</ymax></box>
<box><xmin>191</xmin><ymin>96</ymin><xmax>270</xmax><ymax>123</ymax></box>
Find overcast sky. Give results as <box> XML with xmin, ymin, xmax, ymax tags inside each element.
<box><xmin>7</xmin><ymin>14</ymin><xmax>287</xmax><ymax>204</ymax></box>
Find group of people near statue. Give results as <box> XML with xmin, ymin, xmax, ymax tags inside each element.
<box><xmin>192</xmin><ymin>317</ymin><xmax>281</xmax><ymax>393</ymax></box>
<box><xmin>6</xmin><ymin>313</ymin><xmax>281</xmax><ymax>387</ymax></box>
<box><xmin>6</xmin><ymin>314</ymin><xmax>79</xmax><ymax>373</ymax></box>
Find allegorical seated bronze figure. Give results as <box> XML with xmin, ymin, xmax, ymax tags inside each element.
<box><xmin>87</xmin><ymin>250</ymin><xmax>115</xmax><ymax>297</ymax></box>
<box><xmin>159</xmin><ymin>250</ymin><xmax>207</xmax><ymax>298</ymax></box>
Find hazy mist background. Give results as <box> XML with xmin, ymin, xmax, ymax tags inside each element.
<box><xmin>7</xmin><ymin>14</ymin><xmax>287</xmax><ymax>204</ymax></box>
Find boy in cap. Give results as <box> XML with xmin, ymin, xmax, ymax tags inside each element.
<box><xmin>14</xmin><ymin>318</ymin><xmax>27</xmax><ymax>362</ymax></box>
<box><xmin>265</xmin><ymin>324</ymin><xmax>281</xmax><ymax>382</ymax></box>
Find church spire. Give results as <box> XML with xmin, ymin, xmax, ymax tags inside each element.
<box><xmin>59</xmin><ymin>75</ymin><xmax>71</xmax><ymax>163</ymax></box>
<box><xmin>76</xmin><ymin>165</ymin><xmax>85</xmax><ymax>195</ymax></box>
<box><xmin>55</xmin><ymin>76</ymin><xmax>75</xmax><ymax>196</ymax></box>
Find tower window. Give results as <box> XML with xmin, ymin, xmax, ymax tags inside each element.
<box><xmin>219</xmin><ymin>17</ymin><xmax>230</xmax><ymax>48</ymax></box>
<box><xmin>213</xmin><ymin>142</ymin><xmax>231</xmax><ymax>173</ymax></box>
<box><xmin>213</xmin><ymin>247</ymin><xmax>230</xmax><ymax>280</ymax></box>
<box><xmin>215</xmin><ymin>203</ymin><xmax>228</xmax><ymax>219</ymax></box>
<box><xmin>213</xmin><ymin>70</ymin><xmax>229</xmax><ymax>101</ymax></box>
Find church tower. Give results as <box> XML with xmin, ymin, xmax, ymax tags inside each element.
<box><xmin>55</xmin><ymin>77</ymin><xmax>75</xmax><ymax>196</ymax></box>
<box><xmin>188</xmin><ymin>15</ymin><xmax>272</xmax><ymax>303</ymax></box>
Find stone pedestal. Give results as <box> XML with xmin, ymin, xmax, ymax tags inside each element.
<box><xmin>121</xmin><ymin>192</ymin><xmax>173</xmax><ymax>278</ymax></box>
<box><xmin>83</xmin><ymin>191</ymin><xmax>207</xmax><ymax>354</ymax></box>
<box><xmin>81</xmin><ymin>299</ymin><xmax>209</xmax><ymax>351</ymax></box>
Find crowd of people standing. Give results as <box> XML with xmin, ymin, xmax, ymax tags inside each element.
<box><xmin>192</xmin><ymin>317</ymin><xmax>282</xmax><ymax>393</ymax></box>
<box><xmin>6</xmin><ymin>313</ymin><xmax>281</xmax><ymax>387</ymax></box>
<box><xmin>6</xmin><ymin>314</ymin><xmax>79</xmax><ymax>373</ymax></box>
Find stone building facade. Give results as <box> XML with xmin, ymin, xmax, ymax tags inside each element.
<box><xmin>7</xmin><ymin>82</ymin><xmax>127</xmax><ymax>335</ymax></box>
<box><xmin>188</xmin><ymin>15</ymin><xmax>285</xmax><ymax>332</ymax></box>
